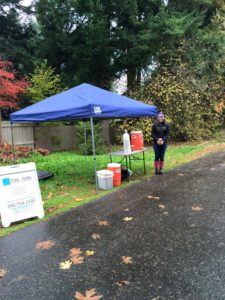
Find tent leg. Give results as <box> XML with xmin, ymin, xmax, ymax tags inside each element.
<box><xmin>84</xmin><ymin>122</ymin><xmax>87</xmax><ymax>156</ymax></box>
<box><xmin>90</xmin><ymin>117</ymin><xmax>98</xmax><ymax>190</ymax></box>
<box><xmin>10</xmin><ymin>122</ymin><xmax>15</xmax><ymax>163</ymax></box>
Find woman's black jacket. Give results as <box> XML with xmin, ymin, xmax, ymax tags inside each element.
<box><xmin>151</xmin><ymin>121</ymin><xmax>169</xmax><ymax>144</ymax></box>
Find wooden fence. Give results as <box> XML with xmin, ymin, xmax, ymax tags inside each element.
<box><xmin>1</xmin><ymin>121</ymin><xmax>111</xmax><ymax>151</ymax></box>
<box><xmin>2</xmin><ymin>121</ymin><xmax>35</xmax><ymax>148</ymax></box>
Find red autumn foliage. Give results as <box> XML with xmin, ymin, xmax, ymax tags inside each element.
<box><xmin>0</xmin><ymin>143</ymin><xmax>50</xmax><ymax>163</ymax></box>
<box><xmin>0</xmin><ymin>60</ymin><xmax>28</xmax><ymax>110</ymax></box>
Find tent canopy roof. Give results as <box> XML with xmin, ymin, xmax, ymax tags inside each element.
<box><xmin>10</xmin><ymin>83</ymin><xmax>158</xmax><ymax>122</ymax></box>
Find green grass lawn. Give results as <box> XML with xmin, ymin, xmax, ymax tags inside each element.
<box><xmin>0</xmin><ymin>141</ymin><xmax>224</xmax><ymax>237</ymax></box>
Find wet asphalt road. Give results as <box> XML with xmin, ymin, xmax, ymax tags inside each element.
<box><xmin>1</xmin><ymin>150</ymin><xmax>225</xmax><ymax>300</ymax></box>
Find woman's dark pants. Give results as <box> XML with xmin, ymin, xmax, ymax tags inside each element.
<box><xmin>153</xmin><ymin>143</ymin><xmax>167</xmax><ymax>170</ymax></box>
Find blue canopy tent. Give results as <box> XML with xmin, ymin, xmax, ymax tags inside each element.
<box><xmin>10</xmin><ymin>83</ymin><xmax>158</xmax><ymax>188</ymax></box>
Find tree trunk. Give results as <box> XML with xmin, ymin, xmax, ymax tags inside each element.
<box><xmin>127</xmin><ymin>68</ymin><xmax>137</xmax><ymax>90</ymax></box>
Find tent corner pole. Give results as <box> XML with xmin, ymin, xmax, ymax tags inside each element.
<box><xmin>10</xmin><ymin>121</ymin><xmax>15</xmax><ymax>163</ymax></box>
<box><xmin>90</xmin><ymin>117</ymin><xmax>98</xmax><ymax>190</ymax></box>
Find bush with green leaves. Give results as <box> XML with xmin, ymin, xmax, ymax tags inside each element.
<box><xmin>76</xmin><ymin>121</ymin><xmax>106</xmax><ymax>155</ymax></box>
<box><xmin>27</xmin><ymin>60</ymin><xmax>65</xmax><ymax>104</ymax></box>
<box><xmin>113</xmin><ymin>57</ymin><xmax>223</xmax><ymax>142</ymax></box>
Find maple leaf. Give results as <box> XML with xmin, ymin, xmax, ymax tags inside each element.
<box><xmin>59</xmin><ymin>260</ymin><xmax>72</xmax><ymax>270</ymax></box>
<box><xmin>75</xmin><ymin>288</ymin><xmax>102</xmax><ymax>300</ymax></box>
<box><xmin>71</xmin><ymin>255</ymin><xmax>84</xmax><ymax>265</ymax></box>
<box><xmin>123</xmin><ymin>217</ymin><xmax>133</xmax><ymax>222</ymax></box>
<box><xmin>192</xmin><ymin>206</ymin><xmax>204</xmax><ymax>212</ymax></box>
<box><xmin>158</xmin><ymin>204</ymin><xmax>165</xmax><ymax>209</ymax></box>
<box><xmin>98</xmin><ymin>220</ymin><xmax>109</xmax><ymax>226</ymax></box>
<box><xmin>35</xmin><ymin>240</ymin><xmax>55</xmax><ymax>250</ymax></box>
<box><xmin>70</xmin><ymin>248</ymin><xmax>82</xmax><ymax>258</ymax></box>
<box><xmin>91</xmin><ymin>233</ymin><xmax>101</xmax><ymax>240</ymax></box>
<box><xmin>85</xmin><ymin>250</ymin><xmax>95</xmax><ymax>256</ymax></box>
<box><xmin>69</xmin><ymin>247</ymin><xmax>84</xmax><ymax>264</ymax></box>
<box><xmin>0</xmin><ymin>269</ymin><xmax>6</xmax><ymax>278</ymax></box>
<box><xmin>122</xmin><ymin>256</ymin><xmax>133</xmax><ymax>265</ymax></box>
<box><xmin>116</xmin><ymin>280</ymin><xmax>130</xmax><ymax>287</ymax></box>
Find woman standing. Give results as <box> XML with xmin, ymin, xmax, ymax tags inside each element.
<box><xmin>152</xmin><ymin>112</ymin><xmax>169</xmax><ymax>175</ymax></box>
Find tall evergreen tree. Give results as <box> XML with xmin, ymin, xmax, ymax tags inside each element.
<box><xmin>0</xmin><ymin>0</ymin><xmax>36</xmax><ymax>74</ymax></box>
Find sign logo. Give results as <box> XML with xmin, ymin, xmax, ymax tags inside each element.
<box><xmin>2</xmin><ymin>178</ymin><xmax>11</xmax><ymax>186</ymax></box>
<box><xmin>94</xmin><ymin>106</ymin><xmax>102</xmax><ymax>114</ymax></box>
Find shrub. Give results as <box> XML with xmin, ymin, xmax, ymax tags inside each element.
<box><xmin>76</xmin><ymin>121</ymin><xmax>105</xmax><ymax>155</ymax></box>
<box><xmin>0</xmin><ymin>143</ymin><xmax>50</xmax><ymax>163</ymax></box>
<box><xmin>113</xmin><ymin>61</ymin><xmax>223</xmax><ymax>142</ymax></box>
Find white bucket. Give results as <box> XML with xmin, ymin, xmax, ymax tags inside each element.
<box><xmin>97</xmin><ymin>170</ymin><xmax>113</xmax><ymax>190</ymax></box>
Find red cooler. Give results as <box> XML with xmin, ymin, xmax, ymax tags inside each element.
<box><xmin>131</xmin><ymin>131</ymin><xmax>144</xmax><ymax>151</ymax></box>
<box><xmin>107</xmin><ymin>163</ymin><xmax>121</xmax><ymax>186</ymax></box>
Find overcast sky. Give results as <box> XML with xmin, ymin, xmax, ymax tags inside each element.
<box><xmin>21</xmin><ymin>0</ymin><xmax>32</xmax><ymax>6</ymax></box>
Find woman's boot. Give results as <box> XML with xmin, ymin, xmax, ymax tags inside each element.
<box><xmin>159</xmin><ymin>161</ymin><xmax>164</xmax><ymax>174</ymax></box>
<box><xmin>154</xmin><ymin>161</ymin><xmax>159</xmax><ymax>175</ymax></box>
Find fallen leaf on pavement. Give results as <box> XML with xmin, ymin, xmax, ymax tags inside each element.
<box><xmin>116</xmin><ymin>280</ymin><xmax>130</xmax><ymax>287</ymax></box>
<box><xmin>0</xmin><ymin>269</ymin><xmax>6</xmax><ymax>278</ymax></box>
<box><xmin>85</xmin><ymin>250</ymin><xmax>95</xmax><ymax>256</ymax></box>
<box><xmin>98</xmin><ymin>220</ymin><xmax>109</xmax><ymax>226</ymax></box>
<box><xmin>69</xmin><ymin>248</ymin><xmax>84</xmax><ymax>265</ymax></box>
<box><xmin>70</xmin><ymin>248</ymin><xmax>82</xmax><ymax>258</ymax></box>
<box><xmin>36</xmin><ymin>240</ymin><xmax>55</xmax><ymax>250</ymax></box>
<box><xmin>75</xmin><ymin>288</ymin><xmax>102</xmax><ymax>300</ymax></box>
<box><xmin>122</xmin><ymin>256</ymin><xmax>133</xmax><ymax>265</ymax></box>
<box><xmin>158</xmin><ymin>204</ymin><xmax>165</xmax><ymax>209</ymax></box>
<box><xmin>59</xmin><ymin>260</ymin><xmax>72</xmax><ymax>270</ymax></box>
<box><xmin>71</xmin><ymin>255</ymin><xmax>84</xmax><ymax>265</ymax></box>
<box><xmin>91</xmin><ymin>233</ymin><xmax>101</xmax><ymax>240</ymax></box>
<box><xmin>192</xmin><ymin>206</ymin><xmax>204</xmax><ymax>212</ymax></box>
<box><xmin>123</xmin><ymin>217</ymin><xmax>133</xmax><ymax>222</ymax></box>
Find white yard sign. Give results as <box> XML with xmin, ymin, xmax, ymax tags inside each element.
<box><xmin>0</xmin><ymin>162</ymin><xmax>44</xmax><ymax>227</ymax></box>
